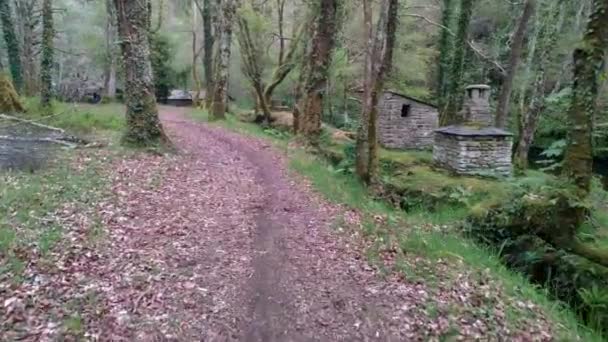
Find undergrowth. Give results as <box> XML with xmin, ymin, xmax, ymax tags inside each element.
<box><xmin>195</xmin><ymin>109</ymin><xmax>605</xmax><ymax>341</ymax></box>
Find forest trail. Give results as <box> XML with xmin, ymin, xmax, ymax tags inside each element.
<box><xmin>123</xmin><ymin>106</ymin><xmax>427</xmax><ymax>340</ymax></box>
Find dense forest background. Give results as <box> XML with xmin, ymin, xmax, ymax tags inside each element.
<box><xmin>2</xmin><ymin>0</ymin><xmax>606</xmax><ymax>160</ymax></box>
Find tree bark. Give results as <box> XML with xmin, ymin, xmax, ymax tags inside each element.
<box><xmin>39</xmin><ymin>0</ymin><xmax>54</xmax><ymax>109</ymax></box>
<box><xmin>440</xmin><ymin>0</ymin><xmax>474</xmax><ymax>126</ymax></box>
<box><xmin>15</xmin><ymin>0</ymin><xmax>39</xmax><ymax>96</ymax></box>
<box><xmin>201</xmin><ymin>0</ymin><xmax>214</xmax><ymax>109</ymax></box>
<box><xmin>436</xmin><ymin>0</ymin><xmax>453</xmax><ymax>109</ymax></box>
<box><xmin>236</xmin><ymin>6</ymin><xmax>271</xmax><ymax>123</ymax></box>
<box><xmin>192</xmin><ymin>0</ymin><xmax>203</xmax><ymax>106</ymax></box>
<box><xmin>563</xmin><ymin>0</ymin><xmax>608</xmax><ymax>196</ymax></box>
<box><xmin>356</xmin><ymin>0</ymin><xmax>398</xmax><ymax>184</ymax></box>
<box><xmin>114</xmin><ymin>0</ymin><xmax>168</xmax><ymax>146</ymax></box>
<box><xmin>495</xmin><ymin>0</ymin><xmax>535</xmax><ymax>129</ymax></box>
<box><xmin>0</xmin><ymin>0</ymin><xmax>23</xmax><ymax>93</ymax></box>
<box><xmin>355</xmin><ymin>0</ymin><xmax>374</xmax><ymax>179</ymax></box>
<box><xmin>103</xmin><ymin>0</ymin><xmax>117</xmax><ymax>98</ymax></box>
<box><xmin>297</xmin><ymin>0</ymin><xmax>341</xmax><ymax>141</ymax></box>
<box><xmin>211</xmin><ymin>0</ymin><xmax>236</xmax><ymax>120</ymax></box>
<box><xmin>276</xmin><ymin>0</ymin><xmax>286</xmax><ymax>65</ymax></box>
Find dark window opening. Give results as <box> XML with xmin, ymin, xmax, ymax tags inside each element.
<box><xmin>401</xmin><ymin>104</ymin><xmax>411</xmax><ymax>118</ymax></box>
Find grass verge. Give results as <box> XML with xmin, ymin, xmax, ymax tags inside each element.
<box><xmin>22</xmin><ymin>98</ymin><xmax>125</xmax><ymax>136</ymax></box>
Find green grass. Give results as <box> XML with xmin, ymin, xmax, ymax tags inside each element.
<box><xmin>200</xmin><ymin>110</ymin><xmax>604</xmax><ymax>341</ymax></box>
<box><xmin>21</xmin><ymin>98</ymin><xmax>125</xmax><ymax>135</ymax></box>
<box><xmin>0</xmin><ymin>150</ymin><xmax>113</xmax><ymax>283</ymax></box>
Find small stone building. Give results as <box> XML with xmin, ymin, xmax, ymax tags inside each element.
<box><xmin>357</xmin><ymin>90</ymin><xmax>439</xmax><ymax>149</ymax></box>
<box><xmin>433</xmin><ymin>85</ymin><xmax>513</xmax><ymax>177</ymax></box>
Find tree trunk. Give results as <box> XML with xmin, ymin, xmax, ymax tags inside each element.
<box><xmin>103</xmin><ymin>0</ymin><xmax>117</xmax><ymax>98</ymax></box>
<box><xmin>563</xmin><ymin>0</ymin><xmax>608</xmax><ymax>196</ymax></box>
<box><xmin>192</xmin><ymin>1</ymin><xmax>203</xmax><ymax>106</ymax></box>
<box><xmin>513</xmin><ymin>1</ymin><xmax>563</xmax><ymax>172</ymax></box>
<box><xmin>495</xmin><ymin>0</ymin><xmax>535</xmax><ymax>129</ymax></box>
<box><xmin>355</xmin><ymin>0</ymin><xmax>374</xmax><ymax>179</ymax></box>
<box><xmin>15</xmin><ymin>0</ymin><xmax>38</xmax><ymax>97</ymax></box>
<box><xmin>356</xmin><ymin>0</ymin><xmax>398</xmax><ymax>184</ymax></box>
<box><xmin>436</xmin><ymin>0</ymin><xmax>453</xmax><ymax>109</ymax></box>
<box><xmin>114</xmin><ymin>0</ymin><xmax>167</xmax><ymax>146</ymax></box>
<box><xmin>40</xmin><ymin>0</ymin><xmax>54</xmax><ymax>109</ymax></box>
<box><xmin>276</xmin><ymin>0</ymin><xmax>286</xmax><ymax>65</ymax></box>
<box><xmin>210</xmin><ymin>0</ymin><xmax>235</xmax><ymax>120</ymax></box>
<box><xmin>236</xmin><ymin>8</ymin><xmax>271</xmax><ymax>123</ymax></box>
<box><xmin>201</xmin><ymin>0</ymin><xmax>214</xmax><ymax>109</ymax></box>
<box><xmin>297</xmin><ymin>0</ymin><xmax>341</xmax><ymax>141</ymax></box>
<box><xmin>440</xmin><ymin>0</ymin><xmax>474</xmax><ymax>126</ymax></box>
<box><xmin>0</xmin><ymin>0</ymin><xmax>23</xmax><ymax>93</ymax></box>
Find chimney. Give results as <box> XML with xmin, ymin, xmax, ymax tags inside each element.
<box><xmin>462</xmin><ymin>84</ymin><xmax>492</xmax><ymax>126</ymax></box>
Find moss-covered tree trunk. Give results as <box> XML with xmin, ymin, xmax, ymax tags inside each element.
<box><xmin>495</xmin><ymin>0</ymin><xmax>535</xmax><ymax>129</ymax></box>
<box><xmin>0</xmin><ymin>0</ymin><xmax>23</xmax><ymax>93</ymax></box>
<box><xmin>297</xmin><ymin>0</ymin><xmax>341</xmax><ymax>142</ymax></box>
<box><xmin>440</xmin><ymin>0</ymin><xmax>474</xmax><ymax>126</ymax></box>
<box><xmin>211</xmin><ymin>0</ymin><xmax>236</xmax><ymax>120</ymax></box>
<box><xmin>236</xmin><ymin>8</ymin><xmax>271</xmax><ymax>124</ymax></box>
<box><xmin>436</xmin><ymin>0</ymin><xmax>454</xmax><ymax>109</ymax></box>
<box><xmin>114</xmin><ymin>0</ymin><xmax>167</xmax><ymax>146</ymax></box>
<box><xmin>354</xmin><ymin>0</ymin><xmax>374</xmax><ymax>182</ymax></box>
<box><xmin>563</xmin><ymin>0</ymin><xmax>608</xmax><ymax>196</ymax></box>
<box><xmin>355</xmin><ymin>0</ymin><xmax>398</xmax><ymax>184</ymax></box>
<box><xmin>15</xmin><ymin>0</ymin><xmax>38</xmax><ymax>96</ymax></box>
<box><xmin>39</xmin><ymin>0</ymin><xmax>54</xmax><ymax>110</ymax></box>
<box><xmin>201</xmin><ymin>0</ymin><xmax>214</xmax><ymax>109</ymax></box>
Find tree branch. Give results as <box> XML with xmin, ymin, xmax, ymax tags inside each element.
<box><xmin>403</xmin><ymin>13</ymin><xmax>506</xmax><ymax>75</ymax></box>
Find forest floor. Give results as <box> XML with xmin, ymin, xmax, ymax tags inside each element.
<box><xmin>0</xmin><ymin>106</ymin><xmax>589</xmax><ymax>340</ymax></box>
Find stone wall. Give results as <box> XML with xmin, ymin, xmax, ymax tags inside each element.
<box><xmin>433</xmin><ymin>133</ymin><xmax>513</xmax><ymax>177</ymax></box>
<box><xmin>377</xmin><ymin>93</ymin><xmax>438</xmax><ymax>149</ymax></box>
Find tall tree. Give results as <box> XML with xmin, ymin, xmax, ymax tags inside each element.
<box><xmin>114</xmin><ymin>0</ymin><xmax>167</xmax><ymax>145</ymax></box>
<box><xmin>15</xmin><ymin>0</ymin><xmax>39</xmax><ymax>96</ymax></box>
<box><xmin>436</xmin><ymin>0</ymin><xmax>454</xmax><ymax>108</ymax></box>
<box><xmin>0</xmin><ymin>0</ymin><xmax>23</xmax><ymax>93</ymax></box>
<box><xmin>262</xmin><ymin>9</ymin><xmax>306</xmax><ymax>108</ymax></box>
<box><xmin>236</xmin><ymin>3</ymin><xmax>271</xmax><ymax>122</ymax></box>
<box><xmin>103</xmin><ymin>0</ymin><xmax>117</xmax><ymax>98</ymax></box>
<box><xmin>210</xmin><ymin>0</ymin><xmax>236</xmax><ymax>120</ymax></box>
<box><xmin>495</xmin><ymin>0</ymin><xmax>535</xmax><ymax>129</ymax></box>
<box><xmin>297</xmin><ymin>0</ymin><xmax>341</xmax><ymax>141</ymax></box>
<box><xmin>354</xmin><ymin>0</ymin><xmax>374</xmax><ymax>180</ymax></box>
<box><xmin>198</xmin><ymin>0</ymin><xmax>214</xmax><ymax>109</ymax></box>
<box><xmin>513</xmin><ymin>1</ymin><xmax>563</xmax><ymax>171</ymax></box>
<box><xmin>355</xmin><ymin>0</ymin><xmax>399</xmax><ymax>184</ymax></box>
<box><xmin>563</xmin><ymin>0</ymin><xmax>608</xmax><ymax>196</ymax></box>
<box><xmin>39</xmin><ymin>0</ymin><xmax>54</xmax><ymax>109</ymax></box>
<box><xmin>440</xmin><ymin>0</ymin><xmax>474</xmax><ymax>126</ymax></box>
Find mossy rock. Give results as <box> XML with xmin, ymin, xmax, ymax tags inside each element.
<box><xmin>0</xmin><ymin>74</ymin><xmax>24</xmax><ymax>113</ymax></box>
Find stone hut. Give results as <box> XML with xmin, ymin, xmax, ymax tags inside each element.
<box><xmin>357</xmin><ymin>90</ymin><xmax>438</xmax><ymax>149</ymax></box>
<box><xmin>433</xmin><ymin>85</ymin><xmax>513</xmax><ymax>177</ymax></box>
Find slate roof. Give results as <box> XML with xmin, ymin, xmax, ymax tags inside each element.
<box><xmin>435</xmin><ymin>125</ymin><xmax>513</xmax><ymax>136</ymax></box>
